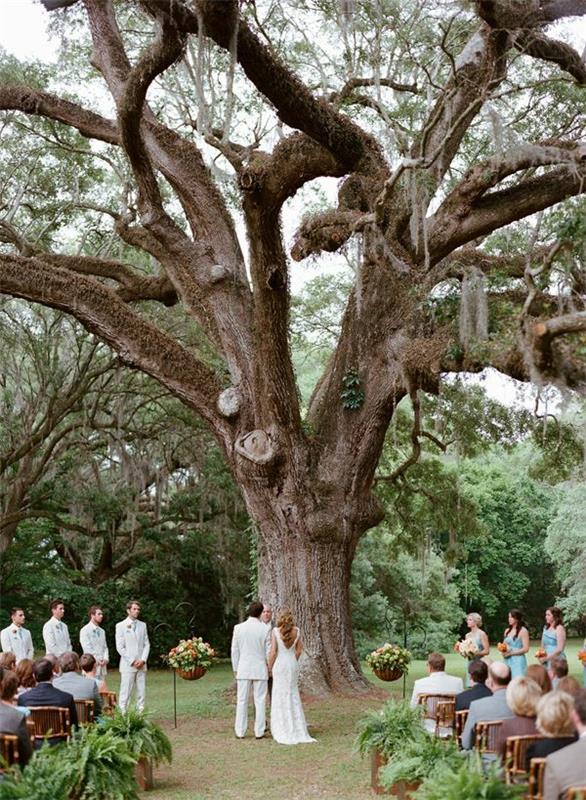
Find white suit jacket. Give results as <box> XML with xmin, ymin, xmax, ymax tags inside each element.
<box><xmin>231</xmin><ymin>617</ymin><xmax>270</xmax><ymax>680</ymax></box>
<box><xmin>0</xmin><ymin>625</ymin><xmax>34</xmax><ymax>662</ymax></box>
<box><xmin>115</xmin><ymin>618</ymin><xmax>150</xmax><ymax>673</ymax></box>
<box><xmin>410</xmin><ymin>671</ymin><xmax>463</xmax><ymax>708</ymax></box>
<box><xmin>42</xmin><ymin>618</ymin><xmax>72</xmax><ymax>657</ymax></box>
<box><xmin>80</xmin><ymin>622</ymin><xmax>109</xmax><ymax>664</ymax></box>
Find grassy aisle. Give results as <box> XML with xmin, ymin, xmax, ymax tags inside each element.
<box><xmin>138</xmin><ymin>640</ymin><xmax>584</xmax><ymax>800</ymax></box>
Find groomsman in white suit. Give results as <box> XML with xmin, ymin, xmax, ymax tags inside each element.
<box><xmin>42</xmin><ymin>599</ymin><xmax>72</xmax><ymax>657</ymax></box>
<box><xmin>115</xmin><ymin>600</ymin><xmax>150</xmax><ymax>711</ymax></box>
<box><xmin>231</xmin><ymin>601</ymin><xmax>271</xmax><ymax>739</ymax></box>
<box><xmin>80</xmin><ymin>606</ymin><xmax>109</xmax><ymax>679</ymax></box>
<box><xmin>0</xmin><ymin>608</ymin><xmax>34</xmax><ymax>663</ymax></box>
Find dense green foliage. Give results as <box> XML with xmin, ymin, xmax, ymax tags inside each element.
<box><xmin>355</xmin><ymin>700</ymin><xmax>424</xmax><ymax>758</ymax></box>
<box><xmin>413</xmin><ymin>759</ymin><xmax>525</xmax><ymax>800</ymax></box>
<box><xmin>379</xmin><ymin>737</ymin><xmax>464</xmax><ymax>788</ymax></box>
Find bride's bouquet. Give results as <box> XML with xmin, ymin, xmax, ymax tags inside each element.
<box><xmin>163</xmin><ymin>637</ymin><xmax>217</xmax><ymax>671</ymax></box>
<box><xmin>454</xmin><ymin>638</ymin><xmax>479</xmax><ymax>660</ymax></box>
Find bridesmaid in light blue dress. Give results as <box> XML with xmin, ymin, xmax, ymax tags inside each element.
<box><xmin>502</xmin><ymin>608</ymin><xmax>529</xmax><ymax>678</ymax></box>
<box><xmin>540</xmin><ymin>607</ymin><xmax>567</xmax><ymax>669</ymax></box>
<box><xmin>464</xmin><ymin>612</ymin><xmax>490</xmax><ymax>685</ymax></box>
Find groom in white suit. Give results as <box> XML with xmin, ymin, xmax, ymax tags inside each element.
<box><xmin>231</xmin><ymin>601</ymin><xmax>271</xmax><ymax>739</ymax></box>
<box><xmin>115</xmin><ymin>600</ymin><xmax>150</xmax><ymax>711</ymax></box>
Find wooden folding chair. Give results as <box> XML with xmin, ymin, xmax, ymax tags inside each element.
<box><xmin>474</xmin><ymin>719</ymin><xmax>503</xmax><ymax>754</ymax></box>
<box><xmin>28</xmin><ymin>706</ymin><xmax>70</xmax><ymax>745</ymax></box>
<box><xmin>455</xmin><ymin>709</ymin><xmax>469</xmax><ymax>748</ymax></box>
<box><xmin>435</xmin><ymin>698</ymin><xmax>456</xmax><ymax>737</ymax></box>
<box><xmin>417</xmin><ymin>693</ymin><xmax>456</xmax><ymax>735</ymax></box>
<box><xmin>99</xmin><ymin>691</ymin><xmax>117</xmax><ymax>714</ymax></box>
<box><xmin>75</xmin><ymin>699</ymin><xmax>95</xmax><ymax>724</ymax></box>
<box><xmin>504</xmin><ymin>735</ymin><xmax>544</xmax><ymax>784</ymax></box>
<box><xmin>527</xmin><ymin>758</ymin><xmax>546</xmax><ymax>800</ymax></box>
<box><xmin>0</xmin><ymin>733</ymin><xmax>19</xmax><ymax>770</ymax></box>
<box><xmin>566</xmin><ymin>789</ymin><xmax>586</xmax><ymax>800</ymax></box>
<box><xmin>26</xmin><ymin>718</ymin><xmax>35</xmax><ymax>743</ymax></box>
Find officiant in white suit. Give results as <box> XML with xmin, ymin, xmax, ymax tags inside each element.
<box><xmin>115</xmin><ymin>600</ymin><xmax>150</xmax><ymax>711</ymax></box>
<box><xmin>231</xmin><ymin>601</ymin><xmax>271</xmax><ymax>739</ymax></box>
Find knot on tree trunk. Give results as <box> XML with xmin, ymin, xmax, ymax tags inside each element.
<box><xmin>235</xmin><ymin>428</ymin><xmax>277</xmax><ymax>464</ymax></box>
<box><xmin>217</xmin><ymin>387</ymin><xmax>241</xmax><ymax>417</ymax></box>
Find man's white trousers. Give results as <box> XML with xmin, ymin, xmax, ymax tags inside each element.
<box><xmin>119</xmin><ymin>670</ymin><xmax>146</xmax><ymax>711</ymax></box>
<box><xmin>235</xmin><ymin>679</ymin><xmax>267</xmax><ymax>738</ymax></box>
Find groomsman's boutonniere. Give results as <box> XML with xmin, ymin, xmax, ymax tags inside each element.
<box><xmin>126</xmin><ymin>624</ymin><xmax>132</xmax><ymax>630</ymax></box>
<box><xmin>11</xmin><ymin>628</ymin><xmax>18</xmax><ymax>635</ymax></box>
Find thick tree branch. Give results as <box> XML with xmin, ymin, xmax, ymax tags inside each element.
<box><xmin>0</xmin><ymin>253</ymin><xmax>225</xmax><ymax>431</ymax></box>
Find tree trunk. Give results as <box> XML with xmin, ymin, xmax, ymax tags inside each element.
<box><xmin>258</xmin><ymin>526</ymin><xmax>368</xmax><ymax>695</ymax></box>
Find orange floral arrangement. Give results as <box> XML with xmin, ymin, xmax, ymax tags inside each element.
<box><xmin>497</xmin><ymin>642</ymin><xmax>509</xmax><ymax>653</ymax></box>
<box><xmin>535</xmin><ymin>648</ymin><xmax>546</xmax><ymax>660</ymax></box>
<box><xmin>578</xmin><ymin>650</ymin><xmax>586</xmax><ymax>665</ymax></box>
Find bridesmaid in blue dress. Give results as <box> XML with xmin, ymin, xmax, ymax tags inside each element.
<box><xmin>539</xmin><ymin>607</ymin><xmax>567</xmax><ymax>669</ymax></box>
<box><xmin>463</xmin><ymin>612</ymin><xmax>490</xmax><ymax>685</ymax></box>
<box><xmin>502</xmin><ymin>608</ymin><xmax>529</xmax><ymax>678</ymax></box>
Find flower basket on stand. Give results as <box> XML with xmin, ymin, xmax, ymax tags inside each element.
<box><xmin>373</xmin><ymin>666</ymin><xmax>404</xmax><ymax>682</ymax></box>
<box><xmin>163</xmin><ymin>637</ymin><xmax>216</xmax><ymax>678</ymax></box>
<box><xmin>367</xmin><ymin>644</ymin><xmax>411</xmax><ymax>682</ymax></box>
<box><xmin>177</xmin><ymin>666</ymin><xmax>207</xmax><ymax>681</ymax></box>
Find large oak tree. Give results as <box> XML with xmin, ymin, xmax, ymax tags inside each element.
<box><xmin>0</xmin><ymin>0</ymin><xmax>585</xmax><ymax>691</ymax></box>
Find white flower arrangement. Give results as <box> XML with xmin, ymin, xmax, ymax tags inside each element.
<box><xmin>454</xmin><ymin>638</ymin><xmax>479</xmax><ymax>660</ymax></box>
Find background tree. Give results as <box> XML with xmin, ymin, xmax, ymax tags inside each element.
<box><xmin>0</xmin><ymin>0</ymin><xmax>585</xmax><ymax>691</ymax></box>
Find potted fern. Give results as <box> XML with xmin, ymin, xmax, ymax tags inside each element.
<box><xmin>355</xmin><ymin>700</ymin><xmax>425</xmax><ymax>795</ymax></box>
<box><xmin>379</xmin><ymin>736</ymin><xmax>464</xmax><ymax>799</ymax></box>
<box><xmin>413</xmin><ymin>757</ymin><xmax>526</xmax><ymax>800</ymax></box>
<box><xmin>97</xmin><ymin>708</ymin><xmax>172</xmax><ymax>791</ymax></box>
<box><xmin>0</xmin><ymin>726</ymin><xmax>137</xmax><ymax>800</ymax></box>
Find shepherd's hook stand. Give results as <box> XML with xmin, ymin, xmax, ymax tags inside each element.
<box><xmin>154</xmin><ymin>602</ymin><xmax>197</xmax><ymax>729</ymax></box>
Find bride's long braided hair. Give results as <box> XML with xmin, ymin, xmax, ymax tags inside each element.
<box><xmin>277</xmin><ymin>609</ymin><xmax>296</xmax><ymax>648</ymax></box>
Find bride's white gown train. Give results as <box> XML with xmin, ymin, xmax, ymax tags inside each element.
<box><xmin>270</xmin><ymin>629</ymin><xmax>316</xmax><ymax>745</ymax></box>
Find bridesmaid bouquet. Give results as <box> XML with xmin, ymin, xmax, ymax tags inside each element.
<box><xmin>497</xmin><ymin>642</ymin><xmax>509</xmax><ymax>654</ymax></box>
<box><xmin>454</xmin><ymin>639</ymin><xmax>479</xmax><ymax>660</ymax></box>
<box><xmin>534</xmin><ymin>648</ymin><xmax>546</xmax><ymax>660</ymax></box>
<box><xmin>578</xmin><ymin>650</ymin><xmax>586</xmax><ymax>665</ymax></box>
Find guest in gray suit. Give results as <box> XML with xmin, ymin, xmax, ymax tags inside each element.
<box><xmin>544</xmin><ymin>688</ymin><xmax>586</xmax><ymax>800</ymax></box>
<box><xmin>54</xmin><ymin>651</ymin><xmax>102</xmax><ymax>718</ymax></box>
<box><xmin>462</xmin><ymin>661</ymin><xmax>514</xmax><ymax>751</ymax></box>
<box><xmin>0</xmin><ymin>699</ymin><xmax>32</xmax><ymax>766</ymax></box>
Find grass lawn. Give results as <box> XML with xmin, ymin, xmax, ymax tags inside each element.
<box><xmin>134</xmin><ymin>639</ymin><xmax>585</xmax><ymax>800</ymax></box>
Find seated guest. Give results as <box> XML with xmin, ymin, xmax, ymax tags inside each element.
<box><xmin>43</xmin><ymin>652</ymin><xmax>61</xmax><ymax>677</ymax></box>
<box><xmin>55</xmin><ymin>652</ymin><xmax>102</xmax><ymax>718</ymax></box>
<box><xmin>462</xmin><ymin>662</ymin><xmax>514</xmax><ymax>751</ymax></box>
<box><xmin>410</xmin><ymin>652</ymin><xmax>463</xmax><ymax>734</ymax></box>
<box><xmin>548</xmin><ymin>656</ymin><xmax>568</xmax><ymax>690</ymax></box>
<box><xmin>526</xmin><ymin>664</ymin><xmax>552</xmax><ymax>694</ymax></box>
<box><xmin>456</xmin><ymin>660</ymin><xmax>492</xmax><ymax>711</ymax></box>
<box><xmin>80</xmin><ymin>653</ymin><xmax>107</xmax><ymax>693</ymax></box>
<box><xmin>0</xmin><ymin>670</ymin><xmax>30</xmax><ymax>717</ymax></box>
<box><xmin>0</xmin><ymin>652</ymin><xmax>16</xmax><ymax>670</ymax></box>
<box><xmin>18</xmin><ymin>657</ymin><xmax>78</xmax><ymax>729</ymax></box>
<box><xmin>526</xmin><ymin>690</ymin><xmax>577</xmax><ymax>766</ymax></box>
<box><xmin>495</xmin><ymin>676</ymin><xmax>542</xmax><ymax>759</ymax></box>
<box><xmin>0</xmin><ymin>671</ymin><xmax>32</xmax><ymax>767</ymax></box>
<box><xmin>556</xmin><ymin>675</ymin><xmax>581</xmax><ymax>698</ymax></box>
<box><xmin>544</xmin><ymin>688</ymin><xmax>586</xmax><ymax>800</ymax></box>
<box><xmin>15</xmin><ymin>658</ymin><xmax>35</xmax><ymax>695</ymax></box>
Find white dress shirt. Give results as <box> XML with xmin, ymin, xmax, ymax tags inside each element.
<box><xmin>0</xmin><ymin>625</ymin><xmax>34</xmax><ymax>662</ymax></box>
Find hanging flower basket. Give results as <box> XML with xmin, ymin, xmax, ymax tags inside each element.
<box><xmin>162</xmin><ymin>636</ymin><xmax>216</xmax><ymax>678</ymax></box>
<box><xmin>367</xmin><ymin>644</ymin><xmax>411</xmax><ymax>682</ymax></box>
<box><xmin>373</xmin><ymin>666</ymin><xmax>404</xmax><ymax>682</ymax></box>
<box><xmin>177</xmin><ymin>666</ymin><xmax>207</xmax><ymax>681</ymax></box>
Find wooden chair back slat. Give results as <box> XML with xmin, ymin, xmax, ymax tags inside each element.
<box><xmin>417</xmin><ymin>693</ymin><xmax>456</xmax><ymax>721</ymax></box>
<box><xmin>99</xmin><ymin>691</ymin><xmax>117</xmax><ymax>714</ymax></box>
<box><xmin>504</xmin><ymin>735</ymin><xmax>544</xmax><ymax>784</ymax></box>
<box><xmin>29</xmin><ymin>706</ymin><xmax>70</xmax><ymax>742</ymax></box>
<box><xmin>455</xmin><ymin>709</ymin><xmax>469</xmax><ymax>748</ymax></box>
<box><xmin>566</xmin><ymin>789</ymin><xmax>586</xmax><ymax>800</ymax></box>
<box><xmin>75</xmin><ymin>699</ymin><xmax>95</xmax><ymax>724</ymax></box>
<box><xmin>475</xmin><ymin>719</ymin><xmax>503</xmax><ymax>754</ymax></box>
<box><xmin>26</xmin><ymin>718</ymin><xmax>35</xmax><ymax>743</ymax></box>
<box><xmin>435</xmin><ymin>699</ymin><xmax>456</xmax><ymax>736</ymax></box>
<box><xmin>0</xmin><ymin>733</ymin><xmax>19</xmax><ymax>770</ymax></box>
<box><xmin>527</xmin><ymin>757</ymin><xmax>546</xmax><ymax>800</ymax></box>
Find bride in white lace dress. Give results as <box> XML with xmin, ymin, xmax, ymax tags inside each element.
<box><xmin>267</xmin><ymin>610</ymin><xmax>316</xmax><ymax>745</ymax></box>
